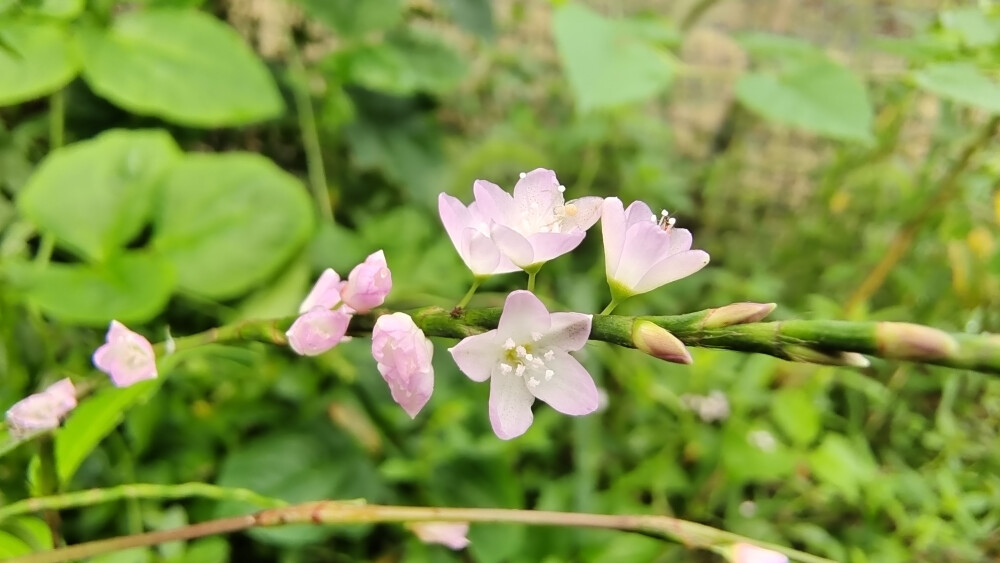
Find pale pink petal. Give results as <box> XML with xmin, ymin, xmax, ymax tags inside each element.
<box><xmin>666</xmin><ymin>227</ymin><xmax>694</xmax><ymax>254</ymax></box>
<box><xmin>285</xmin><ymin>307</ymin><xmax>352</xmax><ymax>356</ymax></box>
<box><xmin>536</xmin><ymin>312</ymin><xmax>592</xmax><ymax>352</ymax></box>
<box><xmin>497</xmin><ymin>290</ymin><xmax>551</xmax><ymax>341</ymax></box>
<box><xmin>488</xmin><ymin>364</ymin><xmax>536</xmax><ymax>439</ymax></box>
<box><xmin>93</xmin><ymin>321</ymin><xmax>158</xmax><ymax>387</ymax></box>
<box><xmin>409</xmin><ymin>522</ymin><xmax>470</xmax><ymax>550</ymax></box>
<box><xmin>472</xmin><ymin>179</ymin><xmax>514</xmax><ymax>225</ymax></box>
<box><xmin>561</xmin><ymin>196</ymin><xmax>604</xmax><ymax>231</ymax></box>
<box><xmin>299</xmin><ymin>269</ymin><xmax>342</xmax><ymax>313</ymax></box>
<box><xmin>733</xmin><ymin>543</ymin><xmax>789</xmax><ymax>563</ymax></box>
<box><xmin>5</xmin><ymin>378</ymin><xmax>77</xmax><ymax>438</ymax></box>
<box><xmin>525</xmin><ymin>230</ymin><xmax>585</xmax><ymax>264</ymax></box>
<box><xmin>491</xmin><ymin>223</ymin><xmax>535</xmax><ymax>268</ymax></box>
<box><xmin>528</xmin><ymin>352</ymin><xmax>599</xmax><ymax>416</ymax></box>
<box><xmin>439</xmin><ymin>193</ymin><xmax>474</xmax><ymax>251</ymax></box>
<box><xmin>512</xmin><ymin>168</ymin><xmax>561</xmax><ymax>215</ymax></box>
<box><xmin>623</xmin><ymin>199</ymin><xmax>656</xmax><ymax>228</ymax></box>
<box><xmin>632</xmin><ymin>250</ymin><xmax>710</xmax><ymax>294</ymax></box>
<box><xmin>461</xmin><ymin>228</ymin><xmax>502</xmax><ymax>276</ymax></box>
<box><xmin>372</xmin><ymin>313</ymin><xmax>433</xmax><ymax>418</ymax></box>
<box><xmin>610</xmin><ymin>221</ymin><xmax>670</xmax><ymax>288</ymax></box>
<box><xmin>601</xmin><ymin>197</ymin><xmax>627</xmax><ymax>276</ymax></box>
<box><xmin>449</xmin><ymin>331</ymin><xmax>502</xmax><ymax>382</ymax></box>
<box><xmin>341</xmin><ymin>250</ymin><xmax>392</xmax><ymax>313</ymax></box>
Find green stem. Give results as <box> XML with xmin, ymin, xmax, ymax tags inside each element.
<box><xmin>7</xmin><ymin>500</ymin><xmax>833</xmax><ymax>563</ymax></box>
<box><xmin>599</xmin><ymin>299</ymin><xmax>620</xmax><ymax>316</ymax></box>
<box><xmin>527</xmin><ymin>271</ymin><xmax>537</xmax><ymax>292</ymax></box>
<box><xmin>0</xmin><ymin>483</ymin><xmax>286</xmax><ymax>523</ymax></box>
<box><xmin>36</xmin><ymin>436</ymin><xmax>62</xmax><ymax>546</ymax></box>
<box><xmin>455</xmin><ymin>278</ymin><xmax>482</xmax><ymax>309</ymax></box>
<box><xmin>34</xmin><ymin>234</ymin><xmax>54</xmax><ymax>267</ymax></box>
<box><xmin>288</xmin><ymin>44</ymin><xmax>333</xmax><ymax>223</ymax></box>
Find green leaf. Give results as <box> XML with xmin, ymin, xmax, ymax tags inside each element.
<box><xmin>333</xmin><ymin>30</ymin><xmax>466</xmax><ymax>96</ymax></box>
<box><xmin>0</xmin><ymin>531</ymin><xmax>31</xmax><ymax>558</ymax></box>
<box><xmin>736</xmin><ymin>60</ymin><xmax>874</xmax><ymax>142</ymax></box>
<box><xmin>7</xmin><ymin>252</ymin><xmax>175</xmax><ymax>326</ymax></box>
<box><xmin>434</xmin><ymin>0</ymin><xmax>494</xmax><ymax>39</ymax></box>
<box><xmin>940</xmin><ymin>7</ymin><xmax>1000</xmax><ymax>48</ymax></box>
<box><xmin>771</xmin><ymin>387</ymin><xmax>821</xmax><ymax>447</ymax></box>
<box><xmin>914</xmin><ymin>63</ymin><xmax>1000</xmax><ymax>113</ymax></box>
<box><xmin>22</xmin><ymin>0</ymin><xmax>85</xmax><ymax>19</ymax></box>
<box><xmin>151</xmin><ymin>153</ymin><xmax>315</xmax><ymax>299</ymax></box>
<box><xmin>0</xmin><ymin>21</ymin><xmax>78</xmax><ymax>106</ymax></box>
<box><xmin>552</xmin><ymin>3</ymin><xmax>673</xmax><ymax>112</ymax></box>
<box><xmin>807</xmin><ymin>433</ymin><xmax>877</xmax><ymax>503</ymax></box>
<box><xmin>55</xmin><ymin>380</ymin><xmax>162</xmax><ymax>486</ymax></box>
<box><xmin>720</xmin><ymin>423</ymin><xmax>798</xmax><ymax>483</ymax></box>
<box><xmin>1</xmin><ymin>516</ymin><xmax>52</xmax><ymax>551</ymax></box>
<box><xmin>292</xmin><ymin>0</ymin><xmax>402</xmax><ymax>38</ymax></box>
<box><xmin>736</xmin><ymin>31</ymin><xmax>827</xmax><ymax>62</ymax></box>
<box><xmin>76</xmin><ymin>9</ymin><xmax>283</xmax><ymax>127</ymax></box>
<box><xmin>18</xmin><ymin>129</ymin><xmax>180</xmax><ymax>262</ymax></box>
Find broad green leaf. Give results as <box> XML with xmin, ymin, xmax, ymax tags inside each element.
<box><xmin>292</xmin><ymin>0</ymin><xmax>402</xmax><ymax>38</ymax></box>
<box><xmin>0</xmin><ymin>21</ymin><xmax>78</xmax><ymax>106</ymax></box>
<box><xmin>771</xmin><ymin>387</ymin><xmax>821</xmax><ymax>446</ymax></box>
<box><xmin>152</xmin><ymin>153</ymin><xmax>314</xmax><ymax>299</ymax></box>
<box><xmin>230</xmin><ymin>257</ymin><xmax>309</xmax><ymax>321</ymax></box>
<box><xmin>333</xmin><ymin>30</ymin><xmax>466</xmax><ymax>96</ymax></box>
<box><xmin>22</xmin><ymin>0</ymin><xmax>85</xmax><ymax>19</ymax></box>
<box><xmin>720</xmin><ymin>423</ymin><xmax>797</xmax><ymax>483</ymax></box>
<box><xmin>18</xmin><ymin>129</ymin><xmax>180</xmax><ymax>262</ymax></box>
<box><xmin>76</xmin><ymin>10</ymin><xmax>283</xmax><ymax>127</ymax></box>
<box><xmin>0</xmin><ymin>531</ymin><xmax>31</xmax><ymax>558</ymax></box>
<box><xmin>807</xmin><ymin>433</ymin><xmax>877</xmax><ymax>503</ymax></box>
<box><xmin>55</xmin><ymin>380</ymin><xmax>162</xmax><ymax>486</ymax></box>
<box><xmin>736</xmin><ymin>31</ymin><xmax>827</xmax><ymax>62</ymax></box>
<box><xmin>914</xmin><ymin>63</ymin><xmax>1000</xmax><ymax>113</ymax></box>
<box><xmin>940</xmin><ymin>7</ymin><xmax>1000</xmax><ymax>48</ymax></box>
<box><xmin>552</xmin><ymin>3</ymin><xmax>673</xmax><ymax>112</ymax></box>
<box><xmin>0</xmin><ymin>516</ymin><xmax>52</xmax><ymax>551</ymax></box>
<box><xmin>7</xmin><ymin>252</ymin><xmax>175</xmax><ymax>326</ymax></box>
<box><xmin>736</xmin><ymin>60</ymin><xmax>874</xmax><ymax>142</ymax></box>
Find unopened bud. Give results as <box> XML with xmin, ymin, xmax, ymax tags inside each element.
<box><xmin>702</xmin><ymin>302</ymin><xmax>777</xmax><ymax>328</ymax></box>
<box><xmin>632</xmin><ymin>320</ymin><xmax>692</xmax><ymax>364</ymax></box>
<box><xmin>875</xmin><ymin>322</ymin><xmax>958</xmax><ymax>361</ymax></box>
<box><xmin>784</xmin><ymin>345</ymin><xmax>870</xmax><ymax>368</ymax></box>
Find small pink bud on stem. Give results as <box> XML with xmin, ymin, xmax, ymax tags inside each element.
<box><xmin>632</xmin><ymin>320</ymin><xmax>693</xmax><ymax>364</ymax></box>
<box><xmin>702</xmin><ymin>302</ymin><xmax>777</xmax><ymax>328</ymax></box>
<box><xmin>875</xmin><ymin>322</ymin><xmax>959</xmax><ymax>361</ymax></box>
<box><xmin>783</xmin><ymin>345</ymin><xmax>870</xmax><ymax>368</ymax></box>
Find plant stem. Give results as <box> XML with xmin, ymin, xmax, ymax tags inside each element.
<box><xmin>599</xmin><ymin>299</ymin><xmax>620</xmax><ymax>315</ymax></box>
<box><xmin>527</xmin><ymin>271</ymin><xmax>537</xmax><ymax>292</ymax></box>
<box><xmin>845</xmin><ymin>115</ymin><xmax>1000</xmax><ymax>313</ymax></box>
<box><xmin>455</xmin><ymin>278</ymin><xmax>482</xmax><ymax>309</ymax></box>
<box><xmin>288</xmin><ymin>44</ymin><xmax>333</xmax><ymax>224</ymax></box>
<box><xmin>8</xmin><ymin>500</ymin><xmax>834</xmax><ymax>563</ymax></box>
<box><xmin>36</xmin><ymin>436</ymin><xmax>62</xmax><ymax>546</ymax></box>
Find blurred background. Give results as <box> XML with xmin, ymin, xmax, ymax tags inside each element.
<box><xmin>2</xmin><ymin>0</ymin><xmax>1000</xmax><ymax>561</ymax></box>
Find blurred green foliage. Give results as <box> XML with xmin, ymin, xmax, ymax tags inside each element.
<box><xmin>1</xmin><ymin>0</ymin><xmax>1000</xmax><ymax>562</ymax></box>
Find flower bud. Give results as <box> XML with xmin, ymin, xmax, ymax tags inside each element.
<box><xmin>875</xmin><ymin>322</ymin><xmax>959</xmax><ymax>361</ymax></box>
<box><xmin>632</xmin><ymin>320</ymin><xmax>692</xmax><ymax>364</ymax></box>
<box><xmin>341</xmin><ymin>250</ymin><xmax>392</xmax><ymax>313</ymax></box>
<box><xmin>407</xmin><ymin>522</ymin><xmax>470</xmax><ymax>550</ymax></box>
<box><xmin>371</xmin><ymin>313</ymin><xmax>434</xmax><ymax>418</ymax></box>
<box><xmin>93</xmin><ymin>320</ymin><xmax>158</xmax><ymax>387</ymax></box>
<box><xmin>783</xmin><ymin>345</ymin><xmax>870</xmax><ymax>368</ymax></box>
<box><xmin>731</xmin><ymin>542</ymin><xmax>789</xmax><ymax>563</ymax></box>
<box><xmin>286</xmin><ymin>307</ymin><xmax>352</xmax><ymax>356</ymax></box>
<box><xmin>702</xmin><ymin>302</ymin><xmax>777</xmax><ymax>328</ymax></box>
<box><xmin>5</xmin><ymin>379</ymin><xmax>77</xmax><ymax>438</ymax></box>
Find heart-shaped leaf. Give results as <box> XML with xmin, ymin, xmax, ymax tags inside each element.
<box><xmin>0</xmin><ymin>20</ymin><xmax>78</xmax><ymax>106</ymax></box>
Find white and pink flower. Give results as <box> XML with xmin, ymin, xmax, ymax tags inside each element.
<box><xmin>93</xmin><ymin>321</ymin><xmax>158</xmax><ymax>387</ymax></box>
<box><xmin>5</xmin><ymin>378</ymin><xmax>77</xmax><ymax>438</ymax></box>
<box><xmin>341</xmin><ymin>250</ymin><xmax>392</xmax><ymax>313</ymax></box>
<box><xmin>408</xmin><ymin>522</ymin><xmax>470</xmax><ymax>550</ymax></box>
<box><xmin>449</xmin><ymin>290</ymin><xmax>598</xmax><ymax>439</ymax></box>
<box><xmin>371</xmin><ymin>313</ymin><xmax>434</xmax><ymax>418</ymax></box>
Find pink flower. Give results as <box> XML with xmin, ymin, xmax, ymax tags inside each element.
<box><xmin>5</xmin><ymin>379</ymin><xmax>77</xmax><ymax>438</ymax></box>
<box><xmin>602</xmin><ymin>197</ymin><xmax>710</xmax><ymax>300</ymax></box>
<box><xmin>439</xmin><ymin>193</ymin><xmax>520</xmax><ymax>277</ymax></box>
<box><xmin>341</xmin><ymin>250</ymin><xmax>392</xmax><ymax>313</ymax></box>
<box><xmin>299</xmin><ymin>268</ymin><xmax>343</xmax><ymax>313</ymax></box>
<box><xmin>93</xmin><ymin>321</ymin><xmax>158</xmax><ymax>387</ymax></box>
<box><xmin>449</xmin><ymin>290</ymin><xmax>598</xmax><ymax>439</ymax></box>
<box><xmin>474</xmin><ymin>169</ymin><xmax>603</xmax><ymax>270</ymax></box>
<box><xmin>732</xmin><ymin>543</ymin><xmax>789</xmax><ymax>563</ymax></box>
<box><xmin>286</xmin><ymin>307</ymin><xmax>352</xmax><ymax>356</ymax></box>
<box><xmin>371</xmin><ymin>313</ymin><xmax>434</xmax><ymax>418</ymax></box>
<box><xmin>407</xmin><ymin>522</ymin><xmax>470</xmax><ymax>550</ymax></box>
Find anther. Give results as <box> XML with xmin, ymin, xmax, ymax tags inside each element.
<box><xmin>531</xmin><ymin>332</ymin><xmax>542</xmax><ymax>342</ymax></box>
<box><xmin>558</xmin><ymin>185</ymin><xmax>566</xmax><ymax>193</ymax></box>
<box><xmin>503</xmin><ymin>338</ymin><xmax>516</xmax><ymax>350</ymax></box>
<box><xmin>544</xmin><ymin>369</ymin><xmax>554</xmax><ymax>381</ymax></box>
<box><xmin>515</xmin><ymin>364</ymin><xmax>526</xmax><ymax>377</ymax></box>
<box><xmin>519</xmin><ymin>172</ymin><xmax>526</xmax><ymax>179</ymax></box>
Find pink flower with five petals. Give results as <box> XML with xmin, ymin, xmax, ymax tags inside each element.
<box><xmin>5</xmin><ymin>379</ymin><xmax>77</xmax><ymax>438</ymax></box>
<box><xmin>93</xmin><ymin>321</ymin><xmax>158</xmax><ymax>387</ymax></box>
<box><xmin>371</xmin><ymin>313</ymin><xmax>434</xmax><ymax>418</ymax></box>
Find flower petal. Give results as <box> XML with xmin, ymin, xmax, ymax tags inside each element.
<box><xmin>610</xmin><ymin>221</ymin><xmax>671</xmax><ymax>288</ymax></box>
<box><xmin>341</xmin><ymin>251</ymin><xmax>392</xmax><ymax>313</ymax></box>
<box><xmin>623</xmin><ymin>199</ymin><xmax>656</xmax><ymax>227</ymax></box>
<box><xmin>300</xmin><ymin>269</ymin><xmax>343</xmax><ymax>313</ymax></box>
<box><xmin>439</xmin><ymin>193</ymin><xmax>473</xmax><ymax>252</ymax></box>
<box><xmin>473</xmin><ymin>179</ymin><xmax>514</xmax><ymax>225</ymax></box>
<box><xmin>529</xmin><ymin>352</ymin><xmax>599</xmax><ymax>416</ymax></box>
<box><xmin>537</xmin><ymin>312</ymin><xmax>592</xmax><ymax>352</ymax></box>
<box><xmin>512</xmin><ymin>168</ymin><xmax>561</xmax><ymax>215</ymax></box>
<box><xmin>285</xmin><ymin>307</ymin><xmax>352</xmax><ymax>356</ymax></box>
<box><xmin>461</xmin><ymin>228</ymin><xmax>502</xmax><ymax>276</ymax></box>
<box><xmin>525</xmin><ymin>230</ymin><xmax>585</xmax><ymax>264</ymax></box>
<box><xmin>93</xmin><ymin>321</ymin><xmax>157</xmax><ymax>387</ymax></box>
<box><xmin>666</xmin><ymin>227</ymin><xmax>693</xmax><ymax>254</ymax></box>
<box><xmin>497</xmin><ymin>290</ymin><xmax>552</xmax><ymax>341</ymax></box>
<box><xmin>489</xmin><ymin>364</ymin><xmax>536</xmax><ymax>439</ymax></box>
<box><xmin>601</xmin><ymin>197</ymin><xmax>627</xmax><ymax>276</ymax></box>
<box><xmin>632</xmin><ymin>249</ymin><xmax>710</xmax><ymax>294</ymax></box>
<box><xmin>562</xmin><ymin>196</ymin><xmax>603</xmax><ymax>231</ymax></box>
<box><xmin>491</xmin><ymin>223</ymin><xmax>535</xmax><ymax>268</ymax></box>
<box><xmin>409</xmin><ymin>522</ymin><xmax>471</xmax><ymax>550</ymax></box>
<box><xmin>373</xmin><ymin>313</ymin><xmax>434</xmax><ymax>418</ymax></box>
<box><xmin>449</xmin><ymin>330</ymin><xmax>501</xmax><ymax>382</ymax></box>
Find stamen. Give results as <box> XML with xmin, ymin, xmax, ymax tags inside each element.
<box><xmin>515</xmin><ymin>345</ymin><xmax>527</xmax><ymax>357</ymax></box>
<box><xmin>503</xmin><ymin>338</ymin><xmax>516</xmax><ymax>350</ymax></box>
<box><xmin>543</xmin><ymin>350</ymin><xmax>555</xmax><ymax>361</ymax></box>
<box><xmin>650</xmin><ymin>214</ymin><xmax>657</xmax><ymax>222</ymax></box>
<box><xmin>527</xmin><ymin>377</ymin><xmax>540</xmax><ymax>388</ymax></box>
<box><xmin>564</xmin><ymin>203</ymin><xmax>578</xmax><ymax>217</ymax></box>
<box><xmin>544</xmin><ymin>369</ymin><xmax>554</xmax><ymax>381</ymax></box>
<box><xmin>515</xmin><ymin>364</ymin><xmax>526</xmax><ymax>377</ymax></box>
<box><xmin>558</xmin><ymin>185</ymin><xmax>566</xmax><ymax>193</ymax></box>
<box><xmin>500</xmin><ymin>363</ymin><xmax>513</xmax><ymax>375</ymax></box>
<box><xmin>519</xmin><ymin>172</ymin><xmax>526</xmax><ymax>179</ymax></box>
<box><xmin>524</xmin><ymin>353</ymin><xmax>534</xmax><ymax>362</ymax></box>
<box><xmin>531</xmin><ymin>331</ymin><xmax>543</xmax><ymax>342</ymax></box>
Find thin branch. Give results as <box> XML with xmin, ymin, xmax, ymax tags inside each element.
<box><xmin>7</xmin><ymin>500</ymin><xmax>835</xmax><ymax>563</ymax></box>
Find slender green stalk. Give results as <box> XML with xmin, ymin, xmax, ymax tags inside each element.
<box><xmin>36</xmin><ymin>437</ymin><xmax>62</xmax><ymax>546</ymax></box>
<box><xmin>455</xmin><ymin>278</ymin><xmax>482</xmax><ymax>309</ymax></box>
<box><xmin>599</xmin><ymin>299</ymin><xmax>620</xmax><ymax>315</ymax></box>
<box><xmin>0</xmin><ymin>483</ymin><xmax>287</xmax><ymax>523</ymax></box>
<box><xmin>527</xmin><ymin>271</ymin><xmax>537</xmax><ymax>292</ymax></box>
<box><xmin>33</xmin><ymin>234</ymin><xmax>54</xmax><ymax>267</ymax></box>
<box><xmin>288</xmin><ymin>44</ymin><xmax>333</xmax><ymax>223</ymax></box>
<box><xmin>7</xmin><ymin>500</ymin><xmax>834</xmax><ymax>563</ymax></box>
